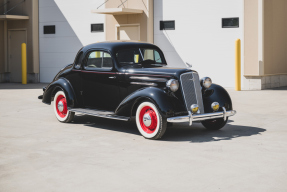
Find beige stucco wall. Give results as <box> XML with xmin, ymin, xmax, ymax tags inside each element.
<box><xmin>264</xmin><ymin>0</ymin><xmax>287</xmax><ymax>75</ymax></box>
<box><xmin>244</xmin><ymin>0</ymin><xmax>259</xmax><ymax>76</ymax></box>
<box><xmin>32</xmin><ymin>0</ymin><xmax>39</xmax><ymax>73</ymax></box>
<box><xmin>0</xmin><ymin>20</ymin><xmax>4</xmax><ymax>73</ymax></box>
<box><xmin>105</xmin><ymin>0</ymin><xmax>153</xmax><ymax>43</ymax></box>
<box><xmin>244</xmin><ymin>0</ymin><xmax>287</xmax><ymax>77</ymax></box>
<box><xmin>0</xmin><ymin>0</ymin><xmax>39</xmax><ymax>77</ymax></box>
<box><xmin>0</xmin><ymin>0</ymin><xmax>5</xmax><ymax>73</ymax></box>
<box><xmin>6</xmin><ymin>0</ymin><xmax>39</xmax><ymax>74</ymax></box>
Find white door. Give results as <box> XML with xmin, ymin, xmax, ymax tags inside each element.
<box><xmin>8</xmin><ymin>30</ymin><xmax>26</xmax><ymax>82</ymax></box>
<box><xmin>117</xmin><ymin>26</ymin><xmax>140</xmax><ymax>41</ymax></box>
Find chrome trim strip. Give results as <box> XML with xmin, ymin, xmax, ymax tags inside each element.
<box><xmin>180</xmin><ymin>72</ymin><xmax>192</xmax><ymax>112</ymax></box>
<box><xmin>129</xmin><ymin>76</ymin><xmax>168</xmax><ymax>82</ymax></box>
<box><xmin>130</xmin><ymin>82</ymin><xmax>158</xmax><ymax>86</ymax></box>
<box><xmin>68</xmin><ymin>108</ymin><xmax>130</xmax><ymax>121</ymax></box>
<box><xmin>192</xmin><ymin>72</ymin><xmax>204</xmax><ymax>113</ymax></box>
<box><xmin>167</xmin><ymin>110</ymin><xmax>236</xmax><ymax>124</ymax></box>
<box><xmin>191</xmin><ymin>75</ymin><xmax>199</xmax><ymax>111</ymax></box>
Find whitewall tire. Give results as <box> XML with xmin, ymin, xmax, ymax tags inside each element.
<box><xmin>53</xmin><ymin>90</ymin><xmax>75</xmax><ymax>123</ymax></box>
<box><xmin>135</xmin><ymin>101</ymin><xmax>167</xmax><ymax>140</ymax></box>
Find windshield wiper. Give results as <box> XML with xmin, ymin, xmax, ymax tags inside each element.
<box><xmin>139</xmin><ymin>48</ymin><xmax>144</xmax><ymax>60</ymax></box>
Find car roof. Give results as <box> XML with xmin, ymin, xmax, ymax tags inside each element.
<box><xmin>81</xmin><ymin>40</ymin><xmax>161</xmax><ymax>53</ymax></box>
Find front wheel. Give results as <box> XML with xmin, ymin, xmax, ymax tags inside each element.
<box><xmin>201</xmin><ymin>117</ymin><xmax>228</xmax><ymax>130</ymax></box>
<box><xmin>135</xmin><ymin>102</ymin><xmax>167</xmax><ymax>140</ymax></box>
<box><xmin>53</xmin><ymin>90</ymin><xmax>75</xmax><ymax>123</ymax></box>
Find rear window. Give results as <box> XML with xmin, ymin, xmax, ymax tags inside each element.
<box><xmin>116</xmin><ymin>48</ymin><xmax>166</xmax><ymax>66</ymax></box>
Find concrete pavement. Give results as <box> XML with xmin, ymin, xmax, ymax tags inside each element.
<box><xmin>0</xmin><ymin>83</ymin><xmax>287</xmax><ymax>192</ymax></box>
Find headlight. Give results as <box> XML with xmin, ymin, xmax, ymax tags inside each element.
<box><xmin>166</xmin><ymin>79</ymin><xmax>179</xmax><ymax>92</ymax></box>
<box><xmin>200</xmin><ymin>77</ymin><xmax>212</xmax><ymax>89</ymax></box>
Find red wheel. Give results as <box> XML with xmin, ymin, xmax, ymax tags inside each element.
<box><xmin>55</xmin><ymin>94</ymin><xmax>68</xmax><ymax>118</ymax></box>
<box><xmin>139</xmin><ymin>106</ymin><xmax>158</xmax><ymax>134</ymax></box>
<box><xmin>53</xmin><ymin>91</ymin><xmax>74</xmax><ymax>123</ymax></box>
<box><xmin>136</xmin><ymin>102</ymin><xmax>167</xmax><ymax>139</ymax></box>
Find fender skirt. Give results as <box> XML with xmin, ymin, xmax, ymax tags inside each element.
<box><xmin>115</xmin><ymin>87</ymin><xmax>185</xmax><ymax>118</ymax></box>
<box><xmin>202</xmin><ymin>84</ymin><xmax>233</xmax><ymax>113</ymax></box>
<box><xmin>42</xmin><ymin>78</ymin><xmax>76</xmax><ymax>108</ymax></box>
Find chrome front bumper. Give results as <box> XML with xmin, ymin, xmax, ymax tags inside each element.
<box><xmin>167</xmin><ymin>107</ymin><xmax>236</xmax><ymax>126</ymax></box>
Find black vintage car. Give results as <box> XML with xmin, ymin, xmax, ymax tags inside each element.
<box><xmin>40</xmin><ymin>41</ymin><xmax>236</xmax><ymax>140</ymax></box>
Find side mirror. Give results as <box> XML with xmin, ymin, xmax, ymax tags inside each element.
<box><xmin>186</xmin><ymin>62</ymin><xmax>192</xmax><ymax>68</ymax></box>
<box><xmin>74</xmin><ymin>63</ymin><xmax>81</xmax><ymax>70</ymax></box>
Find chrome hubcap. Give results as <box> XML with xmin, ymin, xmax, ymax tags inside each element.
<box><xmin>58</xmin><ymin>101</ymin><xmax>64</xmax><ymax>112</ymax></box>
<box><xmin>143</xmin><ymin>113</ymin><xmax>152</xmax><ymax>127</ymax></box>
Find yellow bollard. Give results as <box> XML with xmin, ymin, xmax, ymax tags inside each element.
<box><xmin>134</xmin><ymin>54</ymin><xmax>139</xmax><ymax>63</ymax></box>
<box><xmin>21</xmin><ymin>43</ymin><xmax>27</xmax><ymax>84</ymax></box>
<box><xmin>235</xmin><ymin>39</ymin><xmax>241</xmax><ymax>91</ymax></box>
<box><xmin>95</xmin><ymin>51</ymin><xmax>101</xmax><ymax>58</ymax></box>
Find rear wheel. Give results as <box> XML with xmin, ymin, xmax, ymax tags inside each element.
<box><xmin>53</xmin><ymin>90</ymin><xmax>75</xmax><ymax>123</ymax></box>
<box><xmin>135</xmin><ymin>102</ymin><xmax>167</xmax><ymax>140</ymax></box>
<box><xmin>201</xmin><ymin>118</ymin><xmax>228</xmax><ymax>130</ymax></box>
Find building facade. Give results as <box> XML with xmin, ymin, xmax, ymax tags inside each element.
<box><xmin>1</xmin><ymin>0</ymin><xmax>287</xmax><ymax>89</ymax></box>
<box><xmin>244</xmin><ymin>0</ymin><xmax>287</xmax><ymax>89</ymax></box>
<box><xmin>0</xmin><ymin>0</ymin><xmax>39</xmax><ymax>83</ymax></box>
<box><xmin>39</xmin><ymin>0</ymin><xmax>106</xmax><ymax>82</ymax></box>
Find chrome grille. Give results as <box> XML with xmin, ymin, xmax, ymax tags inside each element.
<box><xmin>180</xmin><ymin>72</ymin><xmax>204</xmax><ymax>113</ymax></box>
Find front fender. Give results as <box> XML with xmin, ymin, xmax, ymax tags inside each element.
<box><xmin>42</xmin><ymin>78</ymin><xmax>76</xmax><ymax>108</ymax></box>
<box><xmin>115</xmin><ymin>87</ymin><xmax>185</xmax><ymax>118</ymax></box>
<box><xmin>202</xmin><ymin>84</ymin><xmax>233</xmax><ymax>113</ymax></box>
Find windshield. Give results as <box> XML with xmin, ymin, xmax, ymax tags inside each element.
<box><xmin>116</xmin><ymin>48</ymin><xmax>166</xmax><ymax>66</ymax></box>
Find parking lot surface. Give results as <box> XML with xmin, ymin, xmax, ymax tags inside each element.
<box><xmin>0</xmin><ymin>83</ymin><xmax>287</xmax><ymax>192</ymax></box>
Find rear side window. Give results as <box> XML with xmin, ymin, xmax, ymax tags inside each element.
<box><xmin>85</xmin><ymin>51</ymin><xmax>113</xmax><ymax>70</ymax></box>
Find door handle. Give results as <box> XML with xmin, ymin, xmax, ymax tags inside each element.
<box><xmin>109</xmin><ymin>76</ymin><xmax>116</xmax><ymax>79</ymax></box>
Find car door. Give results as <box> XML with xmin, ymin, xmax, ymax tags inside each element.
<box><xmin>81</xmin><ymin>50</ymin><xmax>120</xmax><ymax>111</ymax></box>
<box><xmin>65</xmin><ymin>50</ymin><xmax>84</xmax><ymax>107</ymax></box>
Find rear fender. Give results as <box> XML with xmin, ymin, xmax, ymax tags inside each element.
<box><xmin>115</xmin><ymin>87</ymin><xmax>184</xmax><ymax>118</ymax></box>
<box><xmin>42</xmin><ymin>78</ymin><xmax>76</xmax><ymax>108</ymax></box>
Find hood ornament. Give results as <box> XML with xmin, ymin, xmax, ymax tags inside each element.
<box><xmin>186</xmin><ymin>62</ymin><xmax>192</xmax><ymax>69</ymax></box>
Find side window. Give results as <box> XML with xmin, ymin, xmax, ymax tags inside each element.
<box><xmin>103</xmin><ymin>52</ymin><xmax>113</xmax><ymax>69</ymax></box>
<box><xmin>154</xmin><ymin>50</ymin><xmax>162</xmax><ymax>63</ymax></box>
<box><xmin>143</xmin><ymin>49</ymin><xmax>162</xmax><ymax>63</ymax></box>
<box><xmin>85</xmin><ymin>51</ymin><xmax>113</xmax><ymax>70</ymax></box>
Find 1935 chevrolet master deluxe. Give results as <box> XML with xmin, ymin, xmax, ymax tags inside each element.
<box><xmin>40</xmin><ymin>41</ymin><xmax>236</xmax><ymax>140</ymax></box>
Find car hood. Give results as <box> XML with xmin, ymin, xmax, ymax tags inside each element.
<box><xmin>124</xmin><ymin>67</ymin><xmax>195</xmax><ymax>79</ymax></box>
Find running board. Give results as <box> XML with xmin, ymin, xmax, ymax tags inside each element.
<box><xmin>68</xmin><ymin>108</ymin><xmax>130</xmax><ymax>121</ymax></box>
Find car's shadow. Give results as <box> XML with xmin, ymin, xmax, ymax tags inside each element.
<box><xmin>72</xmin><ymin>115</ymin><xmax>266</xmax><ymax>143</ymax></box>
<box><xmin>163</xmin><ymin>121</ymin><xmax>266</xmax><ymax>142</ymax></box>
